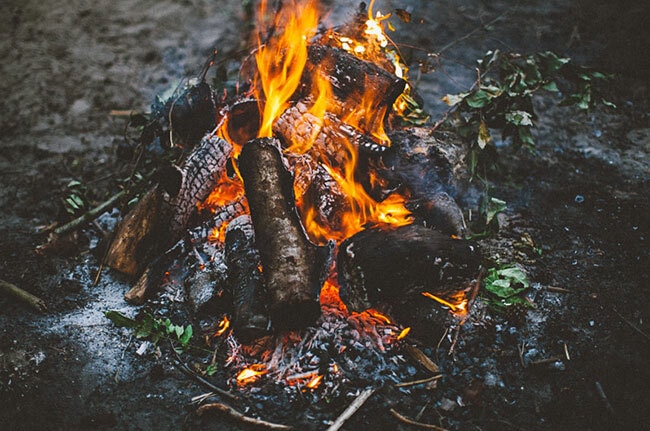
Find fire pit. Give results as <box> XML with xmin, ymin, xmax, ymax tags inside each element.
<box><xmin>99</xmin><ymin>0</ymin><xmax>483</xmax><ymax>424</ymax></box>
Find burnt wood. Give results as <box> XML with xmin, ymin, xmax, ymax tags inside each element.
<box><xmin>303</xmin><ymin>45</ymin><xmax>406</xmax><ymax>127</ymax></box>
<box><xmin>105</xmin><ymin>134</ymin><xmax>232</xmax><ymax>278</ymax></box>
<box><xmin>238</xmin><ymin>138</ymin><xmax>331</xmax><ymax>329</ymax></box>
<box><xmin>338</xmin><ymin>224</ymin><xmax>481</xmax><ymax>312</ymax></box>
<box><xmin>224</xmin><ymin>215</ymin><xmax>269</xmax><ymax>342</ymax></box>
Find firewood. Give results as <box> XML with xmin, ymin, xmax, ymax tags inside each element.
<box><xmin>303</xmin><ymin>45</ymin><xmax>406</xmax><ymax>128</ymax></box>
<box><xmin>273</xmin><ymin>101</ymin><xmax>387</xmax><ymax>160</ymax></box>
<box><xmin>104</xmin><ymin>186</ymin><xmax>172</xmax><ymax>277</ymax></box>
<box><xmin>238</xmin><ymin>138</ymin><xmax>331</xmax><ymax>329</ymax></box>
<box><xmin>376</xmin><ymin>128</ymin><xmax>470</xmax><ymax>236</ymax></box>
<box><xmin>166</xmin><ymin>134</ymin><xmax>233</xmax><ymax>236</ymax></box>
<box><xmin>224</xmin><ymin>215</ymin><xmax>269</xmax><ymax>341</ymax></box>
<box><xmin>105</xmin><ymin>134</ymin><xmax>233</xmax><ymax>277</ymax></box>
<box><xmin>338</xmin><ymin>224</ymin><xmax>481</xmax><ymax>312</ymax></box>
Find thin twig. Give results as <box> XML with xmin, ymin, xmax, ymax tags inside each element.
<box><xmin>614</xmin><ymin>309</ymin><xmax>650</xmax><ymax>341</ymax></box>
<box><xmin>438</xmin><ymin>12</ymin><xmax>509</xmax><ymax>54</ymax></box>
<box><xmin>395</xmin><ymin>374</ymin><xmax>442</xmax><ymax>388</ymax></box>
<box><xmin>326</xmin><ymin>388</ymin><xmax>375</xmax><ymax>431</ymax></box>
<box><xmin>595</xmin><ymin>381</ymin><xmax>615</xmax><ymax>415</ymax></box>
<box><xmin>529</xmin><ymin>356</ymin><xmax>562</xmax><ymax>366</ymax></box>
<box><xmin>53</xmin><ymin>189</ymin><xmax>127</xmax><ymax>236</ymax></box>
<box><xmin>196</xmin><ymin>402</ymin><xmax>292</xmax><ymax>430</ymax></box>
<box><xmin>169</xmin><ymin>342</ymin><xmax>237</xmax><ymax>401</ymax></box>
<box><xmin>545</xmin><ymin>286</ymin><xmax>572</xmax><ymax>293</ymax></box>
<box><xmin>0</xmin><ymin>279</ymin><xmax>47</xmax><ymax>312</ymax></box>
<box><xmin>389</xmin><ymin>408</ymin><xmax>449</xmax><ymax>431</ymax></box>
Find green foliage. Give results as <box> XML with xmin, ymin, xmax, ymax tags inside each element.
<box><xmin>105</xmin><ymin>311</ymin><xmax>193</xmax><ymax>351</ymax></box>
<box><xmin>62</xmin><ymin>180</ymin><xmax>89</xmax><ymax>216</ymax></box>
<box><xmin>483</xmin><ymin>265</ymin><xmax>532</xmax><ymax>311</ymax></box>
<box><xmin>442</xmin><ymin>49</ymin><xmax>615</xmax><ymax>176</ymax></box>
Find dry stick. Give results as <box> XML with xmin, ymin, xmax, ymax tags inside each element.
<box><xmin>0</xmin><ymin>279</ymin><xmax>47</xmax><ymax>312</ymax></box>
<box><xmin>196</xmin><ymin>402</ymin><xmax>292</xmax><ymax>430</ymax></box>
<box><xmin>389</xmin><ymin>409</ymin><xmax>449</xmax><ymax>431</ymax></box>
<box><xmin>326</xmin><ymin>388</ymin><xmax>376</xmax><ymax>431</ymax></box>
<box><xmin>395</xmin><ymin>374</ymin><xmax>443</xmax><ymax>388</ymax></box>
<box><xmin>54</xmin><ymin>189</ymin><xmax>127</xmax><ymax>236</ymax></box>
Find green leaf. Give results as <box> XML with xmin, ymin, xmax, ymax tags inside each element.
<box><xmin>477</xmin><ymin>120</ymin><xmax>491</xmax><ymax>149</ymax></box>
<box><xmin>466</xmin><ymin>90</ymin><xmax>491</xmax><ymax>108</ymax></box>
<box><xmin>497</xmin><ymin>267</ymin><xmax>530</xmax><ymax>289</ymax></box>
<box><xmin>506</xmin><ymin>110</ymin><xmax>533</xmax><ymax>126</ymax></box>
<box><xmin>542</xmin><ymin>81</ymin><xmax>560</xmax><ymax>92</ymax></box>
<box><xmin>135</xmin><ymin>314</ymin><xmax>155</xmax><ymax>339</ymax></box>
<box><xmin>485</xmin><ymin>265</ymin><xmax>530</xmax><ymax>299</ymax></box>
<box><xmin>105</xmin><ymin>311</ymin><xmax>138</xmax><ymax>329</ymax></box>
<box><xmin>179</xmin><ymin>325</ymin><xmax>193</xmax><ymax>346</ymax></box>
<box><xmin>175</xmin><ymin>325</ymin><xmax>184</xmax><ymax>339</ymax></box>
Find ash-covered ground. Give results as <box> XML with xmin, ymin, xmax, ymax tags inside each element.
<box><xmin>0</xmin><ymin>0</ymin><xmax>648</xmax><ymax>430</ymax></box>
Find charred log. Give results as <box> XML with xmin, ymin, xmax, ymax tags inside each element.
<box><xmin>238</xmin><ymin>138</ymin><xmax>331</xmax><ymax>329</ymax></box>
<box><xmin>302</xmin><ymin>44</ymin><xmax>406</xmax><ymax>130</ymax></box>
<box><xmin>274</xmin><ymin>101</ymin><xmax>387</xmax><ymax>160</ymax></box>
<box><xmin>338</xmin><ymin>224</ymin><xmax>481</xmax><ymax>312</ymax></box>
<box><xmin>167</xmin><ymin>134</ymin><xmax>233</xmax><ymax>236</ymax></box>
<box><xmin>224</xmin><ymin>215</ymin><xmax>269</xmax><ymax>342</ymax></box>
<box><xmin>372</xmin><ymin>128</ymin><xmax>470</xmax><ymax>236</ymax></box>
<box><xmin>105</xmin><ymin>134</ymin><xmax>232</xmax><ymax>277</ymax></box>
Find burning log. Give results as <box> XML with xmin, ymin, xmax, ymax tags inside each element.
<box><xmin>238</xmin><ymin>138</ymin><xmax>331</xmax><ymax>329</ymax></box>
<box><xmin>105</xmin><ymin>134</ymin><xmax>232</xmax><ymax>277</ymax></box>
<box><xmin>273</xmin><ymin>101</ymin><xmax>386</xmax><ymax>159</ymax></box>
<box><xmin>224</xmin><ymin>215</ymin><xmax>269</xmax><ymax>342</ymax></box>
<box><xmin>303</xmin><ymin>45</ymin><xmax>406</xmax><ymax>131</ymax></box>
<box><xmin>338</xmin><ymin>224</ymin><xmax>481</xmax><ymax>312</ymax></box>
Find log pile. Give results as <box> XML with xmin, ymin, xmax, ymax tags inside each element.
<box><xmin>102</xmin><ymin>9</ymin><xmax>481</xmax><ymax>337</ymax></box>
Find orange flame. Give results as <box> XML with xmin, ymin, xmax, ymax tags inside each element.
<box><xmin>255</xmin><ymin>0</ymin><xmax>319</xmax><ymax>138</ymax></box>
<box><xmin>198</xmin><ymin>169</ymin><xmax>246</xmax><ymax>213</ymax></box>
<box><xmin>396</xmin><ymin>326</ymin><xmax>411</xmax><ymax>340</ymax></box>
<box><xmin>422</xmin><ymin>291</ymin><xmax>469</xmax><ymax>317</ymax></box>
<box><xmin>213</xmin><ymin>316</ymin><xmax>231</xmax><ymax>337</ymax></box>
<box><xmin>236</xmin><ymin>364</ymin><xmax>267</xmax><ymax>385</ymax></box>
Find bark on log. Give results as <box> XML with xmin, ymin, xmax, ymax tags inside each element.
<box><xmin>238</xmin><ymin>138</ymin><xmax>331</xmax><ymax>329</ymax></box>
<box><xmin>338</xmin><ymin>224</ymin><xmax>481</xmax><ymax>312</ymax></box>
<box><xmin>224</xmin><ymin>215</ymin><xmax>269</xmax><ymax>342</ymax></box>
<box><xmin>104</xmin><ymin>186</ymin><xmax>172</xmax><ymax>276</ymax></box>
<box><xmin>105</xmin><ymin>134</ymin><xmax>232</xmax><ymax>277</ymax></box>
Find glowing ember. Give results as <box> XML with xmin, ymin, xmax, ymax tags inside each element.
<box><xmin>236</xmin><ymin>364</ymin><xmax>267</xmax><ymax>385</ymax></box>
<box><xmin>422</xmin><ymin>291</ymin><xmax>469</xmax><ymax>316</ymax></box>
<box><xmin>305</xmin><ymin>374</ymin><xmax>323</xmax><ymax>389</ymax></box>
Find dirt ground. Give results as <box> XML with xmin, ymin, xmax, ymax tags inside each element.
<box><xmin>0</xmin><ymin>0</ymin><xmax>648</xmax><ymax>430</ymax></box>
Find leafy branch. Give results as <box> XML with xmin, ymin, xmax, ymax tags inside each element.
<box><xmin>439</xmin><ymin>49</ymin><xmax>615</xmax><ymax>176</ymax></box>
<box><xmin>105</xmin><ymin>310</ymin><xmax>193</xmax><ymax>353</ymax></box>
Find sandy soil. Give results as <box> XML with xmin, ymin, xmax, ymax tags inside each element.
<box><xmin>0</xmin><ymin>0</ymin><xmax>648</xmax><ymax>430</ymax></box>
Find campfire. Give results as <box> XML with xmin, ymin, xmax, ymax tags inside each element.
<box><xmin>104</xmin><ymin>0</ymin><xmax>481</xmax><ymax>395</ymax></box>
